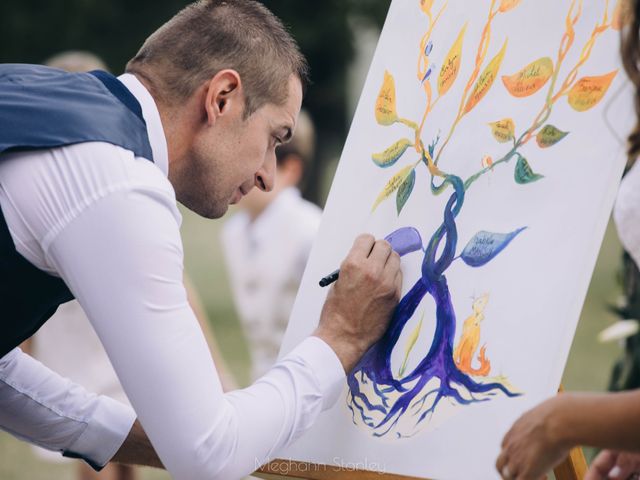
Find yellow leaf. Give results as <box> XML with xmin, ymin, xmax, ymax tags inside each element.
<box><xmin>420</xmin><ymin>0</ymin><xmax>434</xmax><ymax>15</ymax></box>
<box><xmin>502</xmin><ymin>57</ymin><xmax>554</xmax><ymax>98</ymax></box>
<box><xmin>438</xmin><ymin>23</ymin><xmax>467</xmax><ymax>96</ymax></box>
<box><xmin>567</xmin><ymin>70</ymin><xmax>618</xmax><ymax>112</ymax></box>
<box><xmin>375</xmin><ymin>70</ymin><xmax>398</xmax><ymax>126</ymax></box>
<box><xmin>398</xmin><ymin>312</ymin><xmax>424</xmax><ymax>378</ymax></box>
<box><xmin>498</xmin><ymin>0</ymin><xmax>522</xmax><ymax>13</ymax></box>
<box><xmin>488</xmin><ymin>118</ymin><xmax>515</xmax><ymax>143</ymax></box>
<box><xmin>372</xmin><ymin>165</ymin><xmax>415</xmax><ymax>211</ymax></box>
<box><xmin>464</xmin><ymin>40</ymin><xmax>508</xmax><ymax>114</ymax></box>
<box><xmin>372</xmin><ymin>138</ymin><xmax>413</xmax><ymax>168</ymax></box>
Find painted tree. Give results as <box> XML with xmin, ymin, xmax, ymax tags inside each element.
<box><xmin>347</xmin><ymin>0</ymin><xmax>622</xmax><ymax>438</ymax></box>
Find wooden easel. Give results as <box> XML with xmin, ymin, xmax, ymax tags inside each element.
<box><xmin>256</xmin><ymin>387</ymin><xmax>588</xmax><ymax>480</ymax></box>
<box><xmin>256</xmin><ymin>449</ymin><xmax>586</xmax><ymax>480</ymax></box>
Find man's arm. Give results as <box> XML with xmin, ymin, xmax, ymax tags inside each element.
<box><xmin>44</xmin><ymin>187</ymin><xmax>400</xmax><ymax>479</ymax></box>
<box><xmin>111</xmin><ymin>234</ymin><xmax>401</xmax><ymax>471</ymax></box>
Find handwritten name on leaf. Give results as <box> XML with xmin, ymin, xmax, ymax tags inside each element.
<box><xmin>464</xmin><ymin>40</ymin><xmax>508</xmax><ymax>114</ymax></box>
<box><xmin>502</xmin><ymin>57</ymin><xmax>554</xmax><ymax>98</ymax></box>
<box><xmin>396</xmin><ymin>169</ymin><xmax>416</xmax><ymax>215</ymax></box>
<box><xmin>372</xmin><ymin>138</ymin><xmax>413</xmax><ymax>168</ymax></box>
<box><xmin>567</xmin><ymin>71</ymin><xmax>618</xmax><ymax>112</ymax></box>
<box><xmin>372</xmin><ymin>165</ymin><xmax>415</xmax><ymax>212</ymax></box>
<box><xmin>460</xmin><ymin>227</ymin><xmax>527</xmax><ymax>267</ymax></box>
<box><xmin>375</xmin><ymin>71</ymin><xmax>398</xmax><ymax>125</ymax></box>
<box><xmin>514</xmin><ymin>156</ymin><xmax>544</xmax><ymax>184</ymax></box>
<box><xmin>438</xmin><ymin>24</ymin><xmax>467</xmax><ymax>96</ymax></box>
<box><xmin>488</xmin><ymin>118</ymin><xmax>515</xmax><ymax>143</ymax></box>
<box><xmin>536</xmin><ymin>125</ymin><xmax>569</xmax><ymax>148</ymax></box>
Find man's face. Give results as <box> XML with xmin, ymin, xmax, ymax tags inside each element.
<box><xmin>181</xmin><ymin>75</ymin><xmax>302</xmax><ymax>219</ymax></box>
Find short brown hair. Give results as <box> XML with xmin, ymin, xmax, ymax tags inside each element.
<box><xmin>126</xmin><ymin>0</ymin><xmax>308</xmax><ymax>117</ymax></box>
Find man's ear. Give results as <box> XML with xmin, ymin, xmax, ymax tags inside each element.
<box><xmin>203</xmin><ymin>69</ymin><xmax>243</xmax><ymax>126</ymax></box>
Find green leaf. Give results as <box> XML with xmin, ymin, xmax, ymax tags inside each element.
<box><xmin>514</xmin><ymin>156</ymin><xmax>543</xmax><ymax>184</ymax></box>
<box><xmin>536</xmin><ymin>125</ymin><xmax>569</xmax><ymax>148</ymax></box>
<box><xmin>396</xmin><ymin>169</ymin><xmax>416</xmax><ymax>215</ymax></box>
<box><xmin>372</xmin><ymin>164</ymin><xmax>415</xmax><ymax>212</ymax></box>
<box><xmin>372</xmin><ymin>138</ymin><xmax>413</xmax><ymax>168</ymax></box>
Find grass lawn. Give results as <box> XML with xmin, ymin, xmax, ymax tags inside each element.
<box><xmin>0</xmin><ymin>208</ymin><xmax>625</xmax><ymax>479</ymax></box>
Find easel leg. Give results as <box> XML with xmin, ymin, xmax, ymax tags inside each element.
<box><xmin>553</xmin><ymin>447</ymin><xmax>588</xmax><ymax>480</ymax></box>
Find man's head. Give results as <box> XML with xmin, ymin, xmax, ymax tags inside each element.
<box><xmin>126</xmin><ymin>0</ymin><xmax>308</xmax><ymax>218</ymax></box>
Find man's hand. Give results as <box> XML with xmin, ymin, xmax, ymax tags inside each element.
<box><xmin>112</xmin><ymin>419</ymin><xmax>163</xmax><ymax>469</ymax></box>
<box><xmin>496</xmin><ymin>396</ymin><xmax>570</xmax><ymax>480</ymax></box>
<box><xmin>313</xmin><ymin>233</ymin><xmax>402</xmax><ymax>373</ymax></box>
<box><xmin>585</xmin><ymin>450</ymin><xmax>640</xmax><ymax>480</ymax></box>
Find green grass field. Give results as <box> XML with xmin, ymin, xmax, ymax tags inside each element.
<box><xmin>0</xmin><ymin>208</ymin><xmax>625</xmax><ymax>479</ymax></box>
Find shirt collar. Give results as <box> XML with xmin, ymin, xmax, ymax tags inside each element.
<box><xmin>117</xmin><ymin>73</ymin><xmax>169</xmax><ymax>177</ymax></box>
<box><xmin>250</xmin><ymin>187</ymin><xmax>301</xmax><ymax>236</ymax></box>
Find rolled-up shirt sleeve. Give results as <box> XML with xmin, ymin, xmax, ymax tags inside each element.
<box><xmin>42</xmin><ymin>186</ymin><xmax>345</xmax><ymax>479</ymax></box>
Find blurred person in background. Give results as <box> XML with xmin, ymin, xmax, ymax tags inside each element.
<box><xmin>496</xmin><ymin>1</ymin><xmax>640</xmax><ymax>479</ymax></box>
<box><xmin>221</xmin><ymin>109</ymin><xmax>321</xmax><ymax>381</ymax></box>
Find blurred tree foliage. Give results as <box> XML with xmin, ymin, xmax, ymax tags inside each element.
<box><xmin>0</xmin><ymin>0</ymin><xmax>391</xmax><ymax>204</ymax></box>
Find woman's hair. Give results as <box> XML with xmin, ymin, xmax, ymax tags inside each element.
<box><xmin>126</xmin><ymin>0</ymin><xmax>308</xmax><ymax>117</ymax></box>
<box><xmin>622</xmin><ymin>0</ymin><xmax>640</xmax><ymax>164</ymax></box>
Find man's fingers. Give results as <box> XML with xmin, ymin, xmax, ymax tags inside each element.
<box><xmin>348</xmin><ymin>234</ymin><xmax>376</xmax><ymax>262</ymax></box>
<box><xmin>368</xmin><ymin>239</ymin><xmax>393</xmax><ymax>265</ymax></box>
<box><xmin>496</xmin><ymin>448</ymin><xmax>508</xmax><ymax>475</ymax></box>
<box><xmin>394</xmin><ymin>268</ymin><xmax>403</xmax><ymax>296</ymax></box>
<box><xmin>584</xmin><ymin>450</ymin><xmax>618</xmax><ymax>480</ymax></box>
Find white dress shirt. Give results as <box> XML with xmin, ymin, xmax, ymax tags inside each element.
<box><xmin>221</xmin><ymin>188</ymin><xmax>322</xmax><ymax>380</ymax></box>
<box><xmin>0</xmin><ymin>73</ymin><xmax>344</xmax><ymax>479</ymax></box>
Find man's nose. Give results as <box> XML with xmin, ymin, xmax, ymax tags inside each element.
<box><xmin>255</xmin><ymin>152</ymin><xmax>276</xmax><ymax>192</ymax></box>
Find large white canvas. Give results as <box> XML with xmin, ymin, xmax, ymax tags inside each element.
<box><xmin>278</xmin><ymin>1</ymin><xmax>633</xmax><ymax>478</ymax></box>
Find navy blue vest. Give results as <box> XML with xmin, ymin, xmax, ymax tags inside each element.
<box><xmin>0</xmin><ymin>64</ymin><xmax>154</xmax><ymax>357</ymax></box>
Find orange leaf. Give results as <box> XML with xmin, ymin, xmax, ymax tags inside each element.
<box><xmin>464</xmin><ymin>40</ymin><xmax>508</xmax><ymax>114</ymax></box>
<box><xmin>567</xmin><ymin>71</ymin><xmax>618</xmax><ymax>112</ymax></box>
<box><xmin>438</xmin><ymin>23</ymin><xmax>467</xmax><ymax>96</ymax></box>
<box><xmin>502</xmin><ymin>57</ymin><xmax>554</xmax><ymax>98</ymax></box>
<box><xmin>498</xmin><ymin>0</ymin><xmax>522</xmax><ymax>13</ymax></box>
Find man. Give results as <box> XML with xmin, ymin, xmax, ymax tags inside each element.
<box><xmin>0</xmin><ymin>2</ymin><xmax>402</xmax><ymax>480</ymax></box>
<box><xmin>221</xmin><ymin>109</ymin><xmax>322</xmax><ymax>381</ymax></box>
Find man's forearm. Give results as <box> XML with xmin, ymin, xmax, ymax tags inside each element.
<box><xmin>111</xmin><ymin>419</ymin><xmax>164</xmax><ymax>469</ymax></box>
